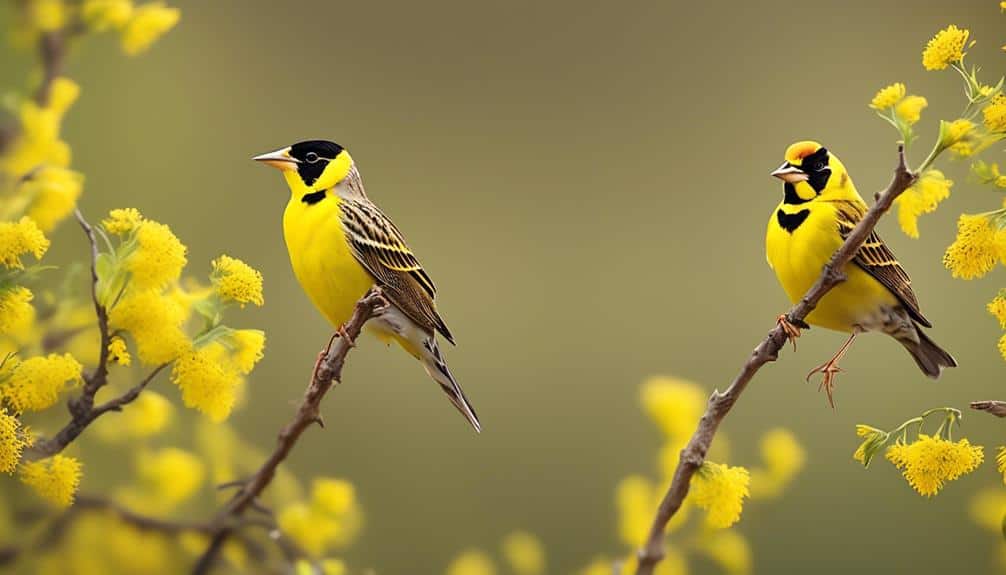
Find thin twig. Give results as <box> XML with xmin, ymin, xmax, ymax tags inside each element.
<box><xmin>970</xmin><ymin>400</ymin><xmax>1006</xmax><ymax>418</ymax></box>
<box><xmin>190</xmin><ymin>287</ymin><xmax>387</xmax><ymax>575</ymax></box>
<box><xmin>635</xmin><ymin>146</ymin><xmax>917</xmax><ymax>574</ymax></box>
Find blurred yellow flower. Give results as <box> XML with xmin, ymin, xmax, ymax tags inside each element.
<box><xmin>446</xmin><ymin>549</ymin><xmax>496</xmax><ymax>575</ymax></box>
<box><xmin>690</xmin><ymin>461</ymin><xmax>750</xmax><ymax>528</ymax></box>
<box><xmin>125</xmin><ymin>220</ymin><xmax>187</xmax><ymax>290</ymax></box>
<box><xmin>998</xmin><ymin>447</ymin><xmax>1006</xmax><ymax>483</ymax></box>
<box><xmin>750</xmin><ymin>428</ymin><xmax>805</xmax><ymax>498</ymax></box>
<box><xmin>984</xmin><ymin>94</ymin><xmax>1006</xmax><ymax>133</ymax></box>
<box><xmin>83</xmin><ymin>0</ymin><xmax>134</xmax><ymax>31</ymax></box>
<box><xmin>695</xmin><ymin>529</ymin><xmax>752</xmax><ymax>575</ymax></box>
<box><xmin>0</xmin><ymin>410</ymin><xmax>26</xmax><ymax>473</ymax></box>
<box><xmin>19</xmin><ymin>454</ymin><xmax>82</xmax><ymax>508</ymax></box>
<box><xmin>895</xmin><ymin>169</ymin><xmax>952</xmax><ymax>238</ymax></box>
<box><xmin>137</xmin><ymin>447</ymin><xmax>204</xmax><ymax>504</ymax></box>
<box><xmin>894</xmin><ymin>95</ymin><xmax>928</xmax><ymax>125</ymax></box>
<box><xmin>312</xmin><ymin>478</ymin><xmax>356</xmax><ymax>516</ymax></box>
<box><xmin>640</xmin><ymin>376</ymin><xmax>706</xmax><ymax>440</ymax></box>
<box><xmin>20</xmin><ymin>165</ymin><xmax>84</xmax><ymax>232</ymax></box>
<box><xmin>102</xmin><ymin>207</ymin><xmax>144</xmax><ymax>235</ymax></box>
<box><xmin>938</xmin><ymin>118</ymin><xmax>978</xmax><ymax>156</ymax></box>
<box><xmin>988</xmin><ymin>292</ymin><xmax>1006</xmax><ymax>328</ymax></box>
<box><xmin>869</xmin><ymin>82</ymin><xmax>905</xmax><ymax>110</ymax></box>
<box><xmin>998</xmin><ymin>333</ymin><xmax>1006</xmax><ymax>361</ymax></box>
<box><xmin>501</xmin><ymin>531</ymin><xmax>545</xmax><ymax>575</ymax></box>
<box><xmin>27</xmin><ymin>0</ymin><xmax>66</xmax><ymax>32</ymax></box>
<box><xmin>943</xmin><ymin>213</ymin><xmax>1006</xmax><ymax>279</ymax></box>
<box><xmin>227</xmin><ymin>329</ymin><xmax>265</xmax><ymax>374</ymax></box>
<box><xmin>0</xmin><ymin>287</ymin><xmax>35</xmax><ymax>336</ymax></box>
<box><xmin>885</xmin><ymin>434</ymin><xmax>983</xmax><ymax>496</ymax></box>
<box><xmin>0</xmin><ymin>216</ymin><xmax>49</xmax><ymax>269</ymax></box>
<box><xmin>170</xmin><ymin>342</ymin><xmax>241</xmax><ymax>421</ymax></box>
<box><xmin>107</xmin><ymin>336</ymin><xmax>132</xmax><ymax>366</ymax></box>
<box><xmin>211</xmin><ymin>254</ymin><xmax>264</xmax><ymax>307</ymax></box>
<box><xmin>121</xmin><ymin>2</ymin><xmax>180</xmax><ymax>55</ymax></box>
<box><xmin>279</xmin><ymin>477</ymin><xmax>362</xmax><ymax>556</ymax></box>
<box><xmin>616</xmin><ymin>474</ymin><xmax>657</xmax><ymax>546</ymax></box>
<box><xmin>969</xmin><ymin>487</ymin><xmax>1006</xmax><ymax>531</ymax></box>
<box><xmin>98</xmin><ymin>390</ymin><xmax>173</xmax><ymax>440</ymax></box>
<box><xmin>922</xmin><ymin>25</ymin><xmax>970</xmax><ymax>70</ymax></box>
<box><xmin>320</xmin><ymin>559</ymin><xmax>347</xmax><ymax>575</ymax></box>
<box><xmin>1</xmin><ymin>353</ymin><xmax>82</xmax><ymax>413</ymax></box>
<box><xmin>109</xmin><ymin>289</ymin><xmax>189</xmax><ymax>364</ymax></box>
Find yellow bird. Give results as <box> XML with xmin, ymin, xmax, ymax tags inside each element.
<box><xmin>766</xmin><ymin>141</ymin><xmax>955</xmax><ymax>404</ymax></box>
<box><xmin>253</xmin><ymin>140</ymin><xmax>480</xmax><ymax>432</ymax></box>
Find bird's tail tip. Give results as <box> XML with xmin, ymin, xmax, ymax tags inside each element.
<box><xmin>423</xmin><ymin>340</ymin><xmax>482</xmax><ymax>433</ymax></box>
<box><xmin>902</xmin><ymin>328</ymin><xmax>957</xmax><ymax>379</ymax></box>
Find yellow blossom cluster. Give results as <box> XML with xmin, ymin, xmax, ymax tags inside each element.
<box><xmin>870</xmin><ymin>83</ymin><xmax>906</xmax><ymax>110</ymax></box>
<box><xmin>278</xmin><ymin>477</ymin><xmax>363</xmax><ymax>557</ymax></box>
<box><xmin>943</xmin><ymin>213</ymin><xmax>1006</xmax><ymax>279</ymax></box>
<box><xmin>19</xmin><ymin>454</ymin><xmax>82</xmax><ymax>507</ymax></box>
<box><xmin>922</xmin><ymin>24</ymin><xmax>970</xmax><ymax>70</ymax></box>
<box><xmin>444</xmin><ymin>531</ymin><xmax>547</xmax><ymax>575</ymax></box>
<box><xmin>984</xmin><ymin>93</ymin><xmax>1006</xmax><ymax>133</ymax></box>
<box><xmin>0</xmin><ymin>216</ymin><xmax>50</xmax><ymax>269</ymax></box>
<box><xmin>211</xmin><ymin>254</ymin><xmax>265</xmax><ymax>307</ymax></box>
<box><xmin>95</xmin><ymin>390</ymin><xmax>174</xmax><ymax>441</ymax></box>
<box><xmin>885</xmin><ymin>435</ymin><xmax>983</xmax><ymax>496</ymax></box>
<box><xmin>121</xmin><ymin>2</ymin><xmax>181</xmax><ymax>55</ymax></box>
<box><xmin>107</xmin><ymin>336</ymin><xmax>132</xmax><ymax>366</ymax></box>
<box><xmin>136</xmin><ymin>447</ymin><xmax>205</xmax><ymax>505</ymax></box>
<box><xmin>690</xmin><ymin>461</ymin><xmax>751</xmax><ymax>528</ymax></box>
<box><xmin>749</xmin><ymin>428</ymin><xmax>806</xmax><ymax>499</ymax></box>
<box><xmin>0</xmin><ymin>353</ymin><xmax>82</xmax><ymax>413</ymax></box>
<box><xmin>895</xmin><ymin>170</ymin><xmax>953</xmax><ymax>238</ymax></box>
<box><xmin>987</xmin><ymin>292</ymin><xmax>1006</xmax><ymax>361</ymax></box>
<box><xmin>0</xmin><ymin>410</ymin><xmax>28</xmax><ymax>474</ymax></box>
<box><xmin>0</xmin><ymin>286</ymin><xmax>35</xmax><ymax>336</ymax></box>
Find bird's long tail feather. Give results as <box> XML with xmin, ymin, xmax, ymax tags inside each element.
<box><xmin>899</xmin><ymin>326</ymin><xmax>957</xmax><ymax>379</ymax></box>
<box><xmin>421</xmin><ymin>338</ymin><xmax>481</xmax><ymax>433</ymax></box>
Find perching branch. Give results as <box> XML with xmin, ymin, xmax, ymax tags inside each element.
<box><xmin>24</xmin><ymin>210</ymin><xmax>168</xmax><ymax>459</ymax></box>
<box><xmin>970</xmin><ymin>400</ymin><xmax>1006</xmax><ymax>418</ymax></box>
<box><xmin>191</xmin><ymin>287</ymin><xmax>387</xmax><ymax>575</ymax></box>
<box><xmin>635</xmin><ymin>146</ymin><xmax>917</xmax><ymax>575</ymax></box>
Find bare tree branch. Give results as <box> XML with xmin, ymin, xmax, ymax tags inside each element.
<box><xmin>635</xmin><ymin>146</ymin><xmax>916</xmax><ymax>574</ymax></box>
<box><xmin>191</xmin><ymin>287</ymin><xmax>387</xmax><ymax>575</ymax></box>
<box><xmin>970</xmin><ymin>400</ymin><xmax>1006</xmax><ymax>418</ymax></box>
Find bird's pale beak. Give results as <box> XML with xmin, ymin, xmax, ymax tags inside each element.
<box><xmin>771</xmin><ymin>162</ymin><xmax>809</xmax><ymax>183</ymax></box>
<box><xmin>252</xmin><ymin>147</ymin><xmax>297</xmax><ymax>171</ymax></box>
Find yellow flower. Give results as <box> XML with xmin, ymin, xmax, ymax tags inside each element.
<box><xmin>107</xmin><ymin>336</ymin><xmax>132</xmax><ymax>366</ymax></box>
<box><xmin>922</xmin><ymin>25</ymin><xmax>970</xmax><ymax>70</ymax></box>
<box><xmin>0</xmin><ymin>216</ymin><xmax>50</xmax><ymax>269</ymax></box>
<box><xmin>137</xmin><ymin>447</ymin><xmax>204</xmax><ymax>504</ymax></box>
<box><xmin>988</xmin><ymin>293</ymin><xmax>1006</xmax><ymax>328</ymax></box>
<box><xmin>969</xmin><ymin>487</ymin><xmax>1006</xmax><ymax>531</ymax></box>
<box><xmin>125</xmin><ymin>220</ymin><xmax>187</xmax><ymax>290</ymax></box>
<box><xmin>640</xmin><ymin>376</ymin><xmax>706</xmax><ymax>441</ymax></box>
<box><xmin>695</xmin><ymin>529</ymin><xmax>752</xmax><ymax>575</ymax></box>
<box><xmin>690</xmin><ymin>461</ymin><xmax>750</xmax><ymax>528</ymax></box>
<box><xmin>82</xmin><ymin>0</ymin><xmax>134</xmax><ymax>31</ymax></box>
<box><xmin>943</xmin><ymin>213</ymin><xmax>1006</xmax><ymax>279</ymax></box>
<box><xmin>109</xmin><ymin>289</ymin><xmax>189</xmax><ymax>364</ymax></box>
<box><xmin>446</xmin><ymin>549</ymin><xmax>496</xmax><ymax>575</ymax></box>
<box><xmin>170</xmin><ymin>342</ymin><xmax>240</xmax><ymax>421</ymax></box>
<box><xmin>19</xmin><ymin>455</ymin><xmax>82</xmax><ymax>508</ymax></box>
<box><xmin>312</xmin><ymin>477</ymin><xmax>356</xmax><ymax>515</ymax></box>
<box><xmin>102</xmin><ymin>207</ymin><xmax>144</xmax><ymax>235</ymax></box>
<box><xmin>502</xmin><ymin>531</ymin><xmax>545</xmax><ymax>575</ymax></box>
<box><xmin>1</xmin><ymin>353</ymin><xmax>82</xmax><ymax>413</ymax></box>
<box><xmin>97</xmin><ymin>390</ymin><xmax>173</xmax><ymax>439</ymax></box>
<box><xmin>885</xmin><ymin>434</ymin><xmax>983</xmax><ymax>496</ymax></box>
<box><xmin>870</xmin><ymin>83</ymin><xmax>906</xmax><ymax>110</ymax></box>
<box><xmin>895</xmin><ymin>169</ymin><xmax>952</xmax><ymax>238</ymax></box>
<box><xmin>121</xmin><ymin>2</ymin><xmax>180</xmax><ymax>55</ymax></box>
<box><xmin>999</xmin><ymin>333</ymin><xmax>1006</xmax><ymax>362</ymax></box>
<box><xmin>938</xmin><ymin>118</ymin><xmax>978</xmax><ymax>157</ymax></box>
<box><xmin>211</xmin><ymin>255</ymin><xmax>264</xmax><ymax>307</ymax></box>
<box><xmin>224</xmin><ymin>329</ymin><xmax>265</xmax><ymax>374</ymax></box>
<box><xmin>0</xmin><ymin>287</ymin><xmax>35</xmax><ymax>336</ymax></box>
<box><xmin>616</xmin><ymin>475</ymin><xmax>657</xmax><ymax>547</ymax></box>
<box><xmin>985</xmin><ymin>94</ymin><xmax>1006</xmax><ymax>133</ymax></box>
<box><xmin>320</xmin><ymin>559</ymin><xmax>347</xmax><ymax>575</ymax></box>
<box><xmin>750</xmin><ymin>428</ymin><xmax>805</xmax><ymax>499</ymax></box>
<box><xmin>0</xmin><ymin>410</ymin><xmax>26</xmax><ymax>473</ymax></box>
<box><xmin>998</xmin><ymin>446</ymin><xmax>1006</xmax><ymax>483</ymax></box>
<box><xmin>18</xmin><ymin>166</ymin><xmax>84</xmax><ymax>232</ymax></box>
<box><xmin>27</xmin><ymin>0</ymin><xmax>66</xmax><ymax>32</ymax></box>
<box><xmin>894</xmin><ymin>95</ymin><xmax>927</xmax><ymax>125</ymax></box>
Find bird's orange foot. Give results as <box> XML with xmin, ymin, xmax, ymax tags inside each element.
<box><xmin>777</xmin><ymin>314</ymin><xmax>803</xmax><ymax>351</ymax></box>
<box><xmin>337</xmin><ymin>324</ymin><xmax>356</xmax><ymax>348</ymax></box>
<box><xmin>806</xmin><ymin>359</ymin><xmax>843</xmax><ymax>409</ymax></box>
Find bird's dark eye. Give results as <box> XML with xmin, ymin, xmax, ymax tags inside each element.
<box><xmin>813</xmin><ymin>161</ymin><xmax>825</xmax><ymax>171</ymax></box>
<box><xmin>305</xmin><ymin>152</ymin><xmax>319</xmax><ymax>163</ymax></box>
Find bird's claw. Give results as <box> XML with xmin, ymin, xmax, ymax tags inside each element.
<box><xmin>337</xmin><ymin>324</ymin><xmax>356</xmax><ymax>348</ymax></box>
<box><xmin>777</xmin><ymin>314</ymin><xmax>803</xmax><ymax>351</ymax></box>
<box><xmin>806</xmin><ymin>362</ymin><xmax>843</xmax><ymax>409</ymax></box>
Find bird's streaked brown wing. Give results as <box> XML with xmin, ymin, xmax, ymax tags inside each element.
<box><xmin>339</xmin><ymin>198</ymin><xmax>456</xmax><ymax>344</ymax></box>
<box><xmin>833</xmin><ymin>200</ymin><xmax>932</xmax><ymax>327</ymax></box>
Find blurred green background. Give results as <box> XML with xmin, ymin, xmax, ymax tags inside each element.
<box><xmin>3</xmin><ymin>0</ymin><xmax>1006</xmax><ymax>573</ymax></box>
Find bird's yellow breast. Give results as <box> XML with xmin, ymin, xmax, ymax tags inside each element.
<box><xmin>283</xmin><ymin>192</ymin><xmax>375</xmax><ymax>327</ymax></box>
<box><xmin>766</xmin><ymin>201</ymin><xmax>898</xmax><ymax>332</ymax></box>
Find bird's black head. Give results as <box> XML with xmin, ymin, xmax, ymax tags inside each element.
<box><xmin>253</xmin><ymin>139</ymin><xmax>352</xmax><ymax>192</ymax></box>
<box><xmin>288</xmin><ymin>140</ymin><xmax>346</xmax><ymax>187</ymax></box>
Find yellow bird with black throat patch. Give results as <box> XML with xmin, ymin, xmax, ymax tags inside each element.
<box><xmin>254</xmin><ymin>140</ymin><xmax>480</xmax><ymax>432</ymax></box>
<box><xmin>766</xmin><ymin>141</ymin><xmax>956</xmax><ymax>405</ymax></box>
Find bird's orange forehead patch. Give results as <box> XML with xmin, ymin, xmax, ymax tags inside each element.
<box><xmin>784</xmin><ymin>141</ymin><xmax>823</xmax><ymax>165</ymax></box>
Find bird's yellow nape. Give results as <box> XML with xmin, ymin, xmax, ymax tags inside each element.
<box><xmin>784</xmin><ymin>141</ymin><xmax>823</xmax><ymax>165</ymax></box>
